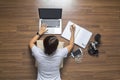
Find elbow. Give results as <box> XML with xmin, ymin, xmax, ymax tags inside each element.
<box><xmin>70</xmin><ymin>44</ymin><xmax>74</xmax><ymax>49</ymax></box>
<box><xmin>29</xmin><ymin>40</ymin><xmax>32</xmax><ymax>45</ymax></box>
<box><xmin>29</xmin><ymin>40</ymin><xmax>34</xmax><ymax>48</ymax></box>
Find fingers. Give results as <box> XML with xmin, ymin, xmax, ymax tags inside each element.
<box><xmin>39</xmin><ymin>23</ymin><xmax>47</xmax><ymax>30</ymax></box>
<box><xmin>45</xmin><ymin>28</ymin><xmax>48</xmax><ymax>32</ymax></box>
<box><xmin>71</xmin><ymin>24</ymin><xmax>75</xmax><ymax>28</ymax></box>
<box><xmin>41</xmin><ymin>23</ymin><xmax>47</xmax><ymax>28</ymax></box>
<box><xmin>70</xmin><ymin>24</ymin><xmax>75</xmax><ymax>31</ymax></box>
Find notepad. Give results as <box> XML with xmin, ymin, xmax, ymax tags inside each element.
<box><xmin>61</xmin><ymin>21</ymin><xmax>92</xmax><ymax>48</ymax></box>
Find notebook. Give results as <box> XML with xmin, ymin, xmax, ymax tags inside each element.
<box><xmin>38</xmin><ymin>8</ymin><xmax>62</xmax><ymax>34</ymax></box>
<box><xmin>36</xmin><ymin>40</ymin><xmax>64</xmax><ymax>68</ymax></box>
<box><xmin>61</xmin><ymin>21</ymin><xmax>92</xmax><ymax>48</ymax></box>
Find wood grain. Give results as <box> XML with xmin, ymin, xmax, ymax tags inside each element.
<box><xmin>0</xmin><ymin>0</ymin><xmax>120</xmax><ymax>80</ymax></box>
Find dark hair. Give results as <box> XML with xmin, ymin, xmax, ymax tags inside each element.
<box><xmin>43</xmin><ymin>35</ymin><xmax>59</xmax><ymax>55</ymax></box>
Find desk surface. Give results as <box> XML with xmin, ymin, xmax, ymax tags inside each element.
<box><xmin>0</xmin><ymin>0</ymin><xmax>120</xmax><ymax>80</ymax></box>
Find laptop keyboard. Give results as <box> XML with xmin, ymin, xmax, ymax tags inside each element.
<box><xmin>41</xmin><ymin>19</ymin><xmax>60</xmax><ymax>27</ymax></box>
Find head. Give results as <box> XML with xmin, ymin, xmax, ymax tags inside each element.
<box><xmin>43</xmin><ymin>35</ymin><xmax>59</xmax><ymax>55</ymax></box>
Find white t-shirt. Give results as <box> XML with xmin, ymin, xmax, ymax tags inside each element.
<box><xmin>31</xmin><ymin>45</ymin><xmax>68</xmax><ymax>80</ymax></box>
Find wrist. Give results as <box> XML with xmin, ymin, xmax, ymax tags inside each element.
<box><xmin>36</xmin><ymin>32</ymin><xmax>42</xmax><ymax>36</ymax></box>
<box><xmin>71</xmin><ymin>32</ymin><xmax>74</xmax><ymax>35</ymax></box>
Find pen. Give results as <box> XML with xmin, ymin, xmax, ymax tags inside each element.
<box><xmin>75</xmin><ymin>28</ymin><xmax>80</xmax><ymax>37</ymax></box>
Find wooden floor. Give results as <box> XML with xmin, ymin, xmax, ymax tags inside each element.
<box><xmin>0</xmin><ymin>0</ymin><xmax>120</xmax><ymax>80</ymax></box>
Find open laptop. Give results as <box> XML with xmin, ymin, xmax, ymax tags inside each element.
<box><xmin>38</xmin><ymin>8</ymin><xmax>62</xmax><ymax>34</ymax></box>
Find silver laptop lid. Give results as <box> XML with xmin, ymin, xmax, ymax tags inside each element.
<box><xmin>38</xmin><ymin>8</ymin><xmax>62</xmax><ymax>19</ymax></box>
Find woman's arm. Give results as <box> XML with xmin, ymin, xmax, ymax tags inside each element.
<box><xmin>29</xmin><ymin>24</ymin><xmax>47</xmax><ymax>49</ymax></box>
<box><xmin>66</xmin><ymin>24</ymin><xmax>75</xmax><ymax>53</ymax></box>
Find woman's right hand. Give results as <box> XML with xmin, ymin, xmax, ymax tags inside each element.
<box><xmin>70</xmin><ymin>24</ymin><xmax>75</xmax><ymax>34</ymax></box>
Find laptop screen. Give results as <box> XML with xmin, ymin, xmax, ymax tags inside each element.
<box><xmin>38</xmin><ymin>8</ymin><xmax>62</xmax><ymax>19</ymax></box>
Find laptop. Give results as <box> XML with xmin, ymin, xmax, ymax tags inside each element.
<box><xmin>38</xmin><ymin>8</ymin><xmax>62</xmax><ymax>34</ymax></box>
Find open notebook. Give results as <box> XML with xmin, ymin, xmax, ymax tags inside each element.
<box><xmin>61</xmin><ymin>21</ymin><xmax>92</xmax><ymax>48</ymax></box>
<box><xmin>36</xmin><ymin>40</ymin><xmax>64</xmax><ymax>68</ymax></box>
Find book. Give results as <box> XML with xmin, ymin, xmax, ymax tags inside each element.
<box><xmin>61</xmin><ymin>21</ymin><xmax>92</xmax><ymax>48</ymax></box>
<box><xmin>36</xmin><ymin>40</ymin><xmax>64</xmax><ymax>68</ymax></box>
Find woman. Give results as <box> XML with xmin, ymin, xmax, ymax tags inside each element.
<box><xmin>29</xmin><ymin>24</ymin><xmax>75</xmax><ymax>80</ymax></box>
